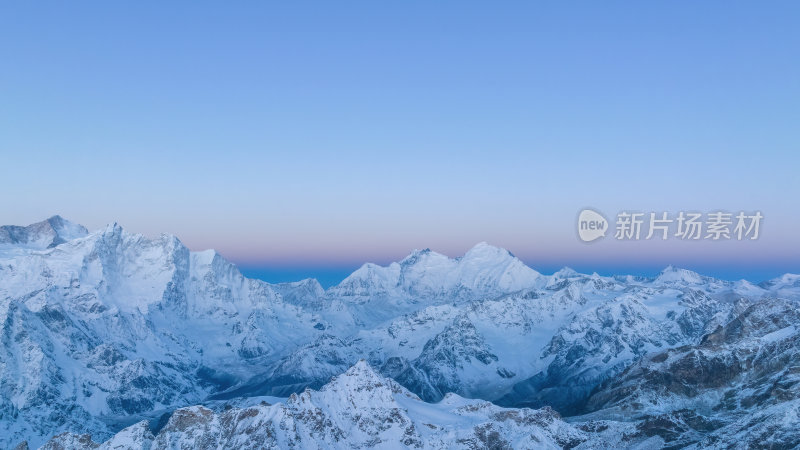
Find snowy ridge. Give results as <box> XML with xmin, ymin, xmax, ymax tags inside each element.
<box><xmin>42</xmin><ymin>361</ymin><xmax>631</xmax><ymax>449</ymax></box>
<box><xmin>329</xmin><ymin>242</ymin><xmax>541</xmax><ymax>301</ymax></box>
<box><xmin>0</xmin><ymin>217</ymin><xmax>798</xmax><ymax>448</ymax></box>
<box><xmin>0</xmin><ymin>218</ymin><xmax>322</xmax><ymax>447</ymax></box>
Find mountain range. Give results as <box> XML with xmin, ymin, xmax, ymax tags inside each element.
<box><xmin>1</xmin><ymin>217</ymin><xmax>798</xmax><ymax>449</ymax></box>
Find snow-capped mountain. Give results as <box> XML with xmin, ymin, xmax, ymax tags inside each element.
<box><xmin>0</xmin><ymin>215</ymin><xmax>87</xmax><ymax>255</ymax></box>
<box><xmin>1</xmin><ymin>217</ymin><xmax>798</xmax><ymax>449</ymax></box>
<box><xmin>330</xmin><ymin>243</ymin><xmax>540</xmax><ymax>301</ymax></box>
<box><xmin>581</xmin><ymin>297</ymin><xmax>800</xmax><ymax>448</ymax></box>
<box><xmin>42</xmin><ymin>361</ymin><xmax>633</xmax><ymax>449</ymax></box>
<box><xmin>326</xmin><ymin>243</ymin><xmax>542</xmax><ymax>327</ymax></box>
<box><xmin>0</xmin><ymin>218</ymin><xmax>323</xmax><ymax>447</ymax></box>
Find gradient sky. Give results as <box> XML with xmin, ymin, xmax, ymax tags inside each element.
<box><xmin>1</xmin><ymin>1</ymin><xmax>799</xmax><ymax>285</ymax></box>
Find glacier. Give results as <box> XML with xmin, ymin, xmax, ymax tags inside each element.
<box><xmin>0</xmin><ymin>216</ymin><xmax>798</xmax><ymax>449</ymax></box>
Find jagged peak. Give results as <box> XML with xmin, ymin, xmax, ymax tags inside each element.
<box><xmin>400</xmin><ymin>247</ymin><xmax>449</xmax><ymax>266</ymax></box>
<box><xmin>92</xmin><ymin>222</ymin><xmax>142</xmax><ymax>246</ymax></box>
<box><xmin>101</xmin><ymin>221</ymin><xmax>125</xmax><ymax>236</ymax></box>
<box><xmin>93</xmin><ymin>223</ymin><xmax>188</xmax><ymax>250</ymax></box>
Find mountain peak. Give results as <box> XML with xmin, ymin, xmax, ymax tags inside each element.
<box><xmin>655</xmin><ymin>266</ymin><xmax>705</xmax><ymax>284</ymax></box>
<box><xmin>759</xmin><ymin>273</ymin><xmax>800</xmax><ymax>289</ymax></box>
<box><xmin>0</xmin><ymin>215</ymin><xmax>88</xmax><ymax>251</ymax></box>
<box><xmin>330</xmin><ymin>243</ymin><xmax>539</xmax><ymax>300</ymax></box>
<box><xmin>45</xmin><ymin>215</ymin><xmax>88</xmax><ymax>240</ymax></box>
<box><xmin>348</xmin><ymin>359</ymin><xmax>375</xmax><ymax>375</ymax></box>
<box><xmin>45</xmin><ymin>214</ymin><xmax>66</xmax><ymax>224</ymax></box>
<box><xmin>102</xmin><ymin>221</ymin><xmax>124</xmax><ymax>235</ymax></box>
<box><xmin>463</xmin><ymin>241</ymin><xmax>515</xmax><ymax>260</ymax></box>
<box><xmin>400</xmin><ymin>247</ymin><xmax>447</xmax><ymax>267</ymax></box>
<box><xmin>552</xmin><ymin>267</ymin><xmax>579</xmax><ymax>278</ymax></box>
<box><xmin>320</xmin><ymin>360</ymin><xmax>410</xmax><ymax>399</ymax></box>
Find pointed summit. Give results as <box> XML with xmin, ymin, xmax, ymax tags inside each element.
<box><xmin>330</xmin><ymin>261</ymin><xmax>402</xmax><ymax>297</ymax></box>
<box><xmin>44</xmin><ymin>215</ymin><xmax>69</xmax><ymax>227</ymax></box>
<box><xmin>345</xmin><ymin>359</ymin><xmax>379</xmax><ymax>377</ymax></box>
<box><xmin>45</xmin><ymin>215</ymin><xmax>88</xmax><ymax>243</ymax></box>
<box><xmin>0</xmin><ymin>216</ymin><xmax>88</xmax><ymax>250</ymax></box>
<box><xmin>321</xmin><ymin>360</ymin><xmax>411</xmax><ymax>399</ymax></box>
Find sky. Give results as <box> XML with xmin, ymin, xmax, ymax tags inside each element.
<box><xmin>1</xmin><ymin>1</ymin><xmax>799</xmax><ymax>286</ymax></box>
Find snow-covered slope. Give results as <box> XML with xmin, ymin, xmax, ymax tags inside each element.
<box><xmin>1</xmin><ymin>217</ymin><xmax>798</xmax><ymax>449</ymax></box>
<box><xmin>0</xmin><ymin>219</ymin><xmax>323</xmax><ymax>447</ymax></box>
<box><xmin>41</xmin><ymin>361</ymin><xmax>634</xmax><ymax>449</ymax></box>
<box><xmin>580</xmin><ymin>297</ymin><xmax>800</xmax><ymax>448</ymax></box>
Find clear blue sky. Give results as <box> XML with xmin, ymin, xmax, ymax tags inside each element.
<box><xmin>1</xmin><ymin>1</ymin><xmax>798</xmax><ymax>285</ymax></box>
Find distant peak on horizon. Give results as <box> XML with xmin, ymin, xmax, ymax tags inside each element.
<box><xmin>357</xmin><ymin>241</ymin><xmax>525</xmax><ymax>274</ymax></box>
<box><xmin>0</xmin><ymin>215</ymin><xmax>88</xmax><ymax>250</ymax></box>
<box><xmin>3</xmin><ymin>214</ymin><xmax>80</xmax><ymax>230</ymax></box>
<box><xmin>3</xmin><ymin>216</ymin><xmax>797</xmax><ymax>288</ymax></box>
